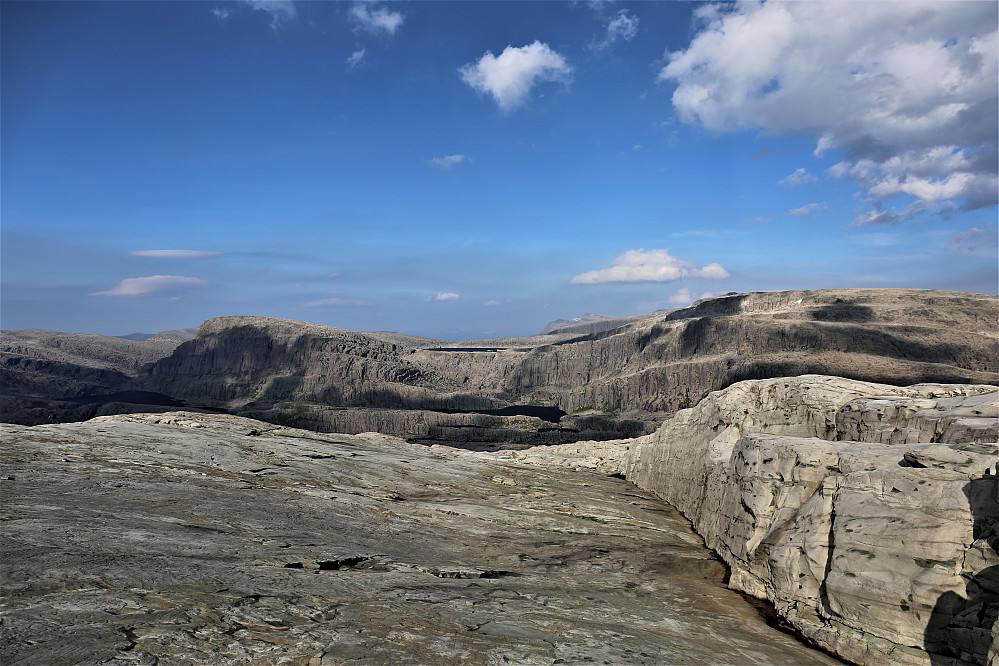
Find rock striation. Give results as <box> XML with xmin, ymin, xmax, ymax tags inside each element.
<box><xmin>0</xmin><ymin>412</ymin><xmax>841</xmax><ymax>665</ymax></box>
<box><xmin>496</xmin><ymin>375</ymin><xmax>999</xmax><ymax>665</ymax></box>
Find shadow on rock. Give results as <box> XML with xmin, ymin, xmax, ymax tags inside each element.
<box><xmin>811</xmin><ymin>299</ymin><xmax>875</xmax><ymax>322</ymax></box>
<box><xmin>925</xmin><ymin>477</ymin><xmax>998</xmax><ymax>665</ymax></box>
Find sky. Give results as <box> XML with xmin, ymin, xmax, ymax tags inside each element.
<box><xmin>2</xmin><ymin>0</ymin><xmax>997</xmax><ymax>340</ymax></box>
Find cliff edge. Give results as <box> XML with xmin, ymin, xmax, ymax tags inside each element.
<box><xmin>494</xmin><ymin>375</ymin><xmax>998</xmax><ymax>665</ymax></box>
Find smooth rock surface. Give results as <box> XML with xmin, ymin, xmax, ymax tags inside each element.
<box><xmin>0</xmin><ymin>412</ymin><xmax>840</xmax><ymax>665</ymax></box>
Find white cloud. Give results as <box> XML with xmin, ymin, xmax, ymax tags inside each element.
<box><xmin>243</xmin><ymin>1</ymin><xmax>296</xmax><ymax>29</ymax></box>
<box><xmin>346</xmin><ymin>48</ymin><xmax>365</xmax><ymax>69</ymax></box>
<box><xmin>350</xmin><ymin>4</ymin><xmax>404</xmax><ymax>36</ymax></box>
<box><xmin>459</xmin><ymin>41</ymin><xmax>572</xmax><ymax>112</ymax></box>
<box><xmin>130</xmin><ymin>250</ymin><xmax>223</xmax><ymax>259</ymax></box>
<box><xmin>303</xmin><ymin>297</ymin><xmax>367</xmax><ymax>308</ymax></box>
<box><xmin>433</xmin><ymin>292</ymin><xmax>460</xmax><ymax>301</ymax></box>
<box><xmin>668</xmin><ymin>288</ymin><xmax>695</xmax><ymax>305</ymax></box>
<box><xmin>483</xmin><ymin>300</ymin><xmax>502</xmax><ymax>307</ymax></box>
<box><xmin>592</xmin><ymin>9</ymin><xmax>640</xmax><ymax>51</ymax></box>
<box><xmin>428</xmin><ymin>154</ymin><xmax>469</xmax><ymax>169</ymax></box>
<box><xmin>212</xmin><ymin>7</ymin><xmax>231</xmax><ymax>20</ymax></box>
<box><xmin>778</xmin><ymin>168</ymin><xmax>816</xmax><ymax>187</ymax></box>
<box><xmin>660</xmin><ymin>2</ymin><xmax>998</xmax><ymax>221</ymax></box>
<box><xmin>571</xmin><ymin>249</ymin><xmax>729</xmax><ymax>285</ymax></box>
<box><xmin>92</xmin><ymin>275</ymin><xmax>208</xmax><ymax>297</ymax></box>
<box><xmin>788</xmin><ymin>202</ymin><xmax>829</xmax><ymax>217</ymax></box>
<box><xmin>668</xmin><ymin>288</ymin><xmax>717</xmax><ymax>306</ymax></box>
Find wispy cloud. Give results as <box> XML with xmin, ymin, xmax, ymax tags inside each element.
<box><xmin>350</xmin><ymin>4</ymin><xmax>404</xmax><ymax>36</ymax></box>
<box><xmin>346</xmin><ymin>48</ymin><xmax>366</xmax><ymax>69</ymax></box>
<box><xmin>130</xmin><ymin>250</ymin><xmax>223</xmax><ymax>259</ymax></box>
<box><xmin>483</xmin><ymin>300</ymin><xmax>502</xmax><ymax>307</ymax></box>
<box><xmin>571</xmin><ymin>249</ymin><xmax>729</xmax><ymax>285</ymax></box>
<box><xmin>431</xmin><ymin>292</ymin><xmax>460</xmax><ymax>301</ymax></box>
<box><xmin>427</xmin><ymin>154</ymin><xmax>469</xmax><ymax>169</ymax></box>
<box><xmin>459</xmin><ymin>41</ymin><xmax>572</xmax><ymax>112</ymax></box>
<box><xmin>788</xmin><ymin>202</ymin><xmax>829</xmax><ymax>217</ymax></box>
<box><xmin>947</xmin><ymin>223</ymin><xmax>998</xmax><ymax>257</ymax></box>
<box><xmin>243</xmin><ymin>0</ymin><xmax>296</xmax><ymax>29</ymax></box>
<box><xmin>591</xmin><ymin>9</ymin><xmax>639</xmax><ymax>51</ymax></box>
<box><xmin>92</xmin><ymin>275</ymin><xmax>208</xmax><ymax>297</ymax></box>
<box><xmin>778</xmin><ymin>168</ymin><xmax>816</xmax><ymax>186</ymax></box>
<box><xmin>740</xmin><ymin>216</ymin><xmax>772</xmax><ymax>226</ymax></box>
<box><xmin>211</xmin><ymin>7</ymin><xmax>231</xmax><ymax>20</ymax></box>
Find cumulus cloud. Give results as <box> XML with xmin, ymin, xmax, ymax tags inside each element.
<box><xmin>346</xmin><ymin>48</ymin><xmax>365</xmax><ymax>69</ymax></box>
<box><xmin>592</xmin><ymin>9</ymin><xmax>640</xmax><ymax>51</ymax></box>
<box><xmin>459</xmin><ymin>41</ymin><xmax>572</xmax><ymax>112</ymax></box>
<box><xmin>428</xmin><ymin>154</ymin><xmax>469</xmax><ymax>169</ymax></box>
<box><xmin>778</xmin><ymin>168</ymin><xmax>816</xmax><ymax>186</ymax></box>
<box><xmin>660</xmin><ymin>2</ymin><xmax>999</xmax><ymax>222</ymax></box>
<box><xmin>571</xmin><ymin>249</ymin><xmax>729</xmax><ymax>285</ymax></box>
<box><xmin>303</xmin><ymin>297</ymin><xmax>367</xmax><ymax>308</ymax></box>
<box><xmin>130</xmin><ymin>250</ymin><xmax>223</xmax><ymax>259</ymax></box>
<box><xmin>432</xmin><ymin>292</ymin><xmax>460</xmax><ymax>301</ymax></box>
<box><xmin>243</xmin><ymin>0</ymin><xmax>296</xmax><ymax>29</ymax></box>
<box><xmin>92</xmin><ymin>275</ymin><xmax>208</xmax><ymax>297</ymax></box>
<box><xmin>350</xmin><ymin>4</ymin><xmax>404</xmax><ymax>36</ymax></box>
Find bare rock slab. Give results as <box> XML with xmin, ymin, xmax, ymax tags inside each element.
<box><xmin>0</xmin><ymin>412</ymin><xmax>839</xmax><ymax>665</ymax></box>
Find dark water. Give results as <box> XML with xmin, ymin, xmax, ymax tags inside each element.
<box><xmin>431</xmin><ymin>405</ymin><xmax>567</xmax><ymax>422</ymax></box>
<box><xmin>65</xmin><ymin>391</ymin><xmax>186</xmax><ymax>407</ymax></box>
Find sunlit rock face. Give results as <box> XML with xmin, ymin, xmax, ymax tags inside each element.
<box><xmin>502</xmin><ymin>376</ymin><xmax>997</xmax><ymax>665</ymax></box>
<box><xmin>0</xmin><ymin>411</ymin><xmax>841</xmax><ymax>666</ymax></box>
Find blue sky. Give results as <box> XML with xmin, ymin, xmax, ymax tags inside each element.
<box><xmin>2</xmin><ymin>1</ymin><xmax>996</xmax><ymax>340</ymax></box>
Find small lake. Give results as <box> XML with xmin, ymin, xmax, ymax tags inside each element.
<box><xmin>64</xmin><ymin>391</ymin><xmax>186</xmax><ymax>407</ymax></box>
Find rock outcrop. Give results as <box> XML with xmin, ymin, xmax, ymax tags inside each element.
<box><xmin>496</xmin><ymin>376</ymin><xmax>999</xmax><ymax>665</ymax></box>
<box><xmin>0</xmin><ymin>412</ymin><xmax>841</xmax><ymax>665</ymax></box>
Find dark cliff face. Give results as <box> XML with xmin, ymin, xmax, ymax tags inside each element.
<box><xmin>130</xmin><ymin>289</ymin><xmax>999</xmax><ymax>442</ymax></box>
<box><xmin>4</xmin><ymin>289</ymin><xmax>997</xmax><ymax>440</ymax></box>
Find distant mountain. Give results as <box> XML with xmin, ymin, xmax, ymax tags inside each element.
<box><xmin>116</xmin><ymin>327</ymin><xmax>200</xmax><ymax>343</ymax></box>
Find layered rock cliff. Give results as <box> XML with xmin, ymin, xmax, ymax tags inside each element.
<box><xmin>494</xmin><ymin>375</ymin><xmax>999</xmax><ymax>665</ymax></box>
<box><xmin>136</xmin><ymin>289</ymin><xmax>997</xmax><ymax>442</ymax></box>
<box><xmin>4</xmin><ymin>289</ymin><xmax>997</xmax><ymax>444</ymax></box>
